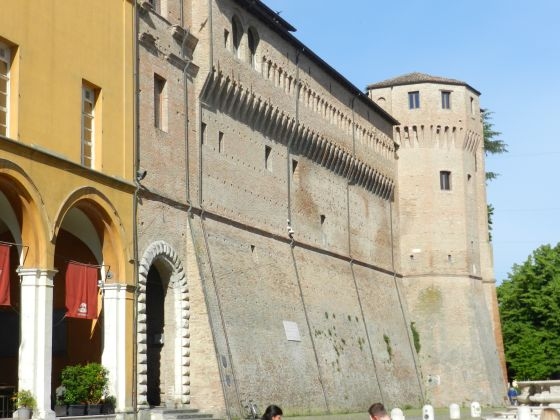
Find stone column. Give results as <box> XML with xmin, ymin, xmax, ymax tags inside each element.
<box><xmin>18</xmin><ymin>268</ymin><xmax>57</xmax><ymax>420</ymax></box>
<box><xmin>102</xmin><ymin>282</ymin><xmax>131</xmax><ymax>412</ymax></box>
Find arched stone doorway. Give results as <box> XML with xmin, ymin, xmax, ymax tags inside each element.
<box><xmin>138</xmin><ymin>241</ymin><xmax>191</xmax><ymax>408</ymax></box>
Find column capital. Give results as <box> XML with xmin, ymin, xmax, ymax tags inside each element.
<box><xmin>17</xmin><ymin>267</ymin><xmax>58</xmax><ymax>284</ymax></box>
<box><xmin>102</xmin><ymin>282</ymin><xmax>136</xmax><ymax>293</ymax></box>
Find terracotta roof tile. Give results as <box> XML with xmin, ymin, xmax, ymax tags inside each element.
<box><xmin>367</xmin><ymin>72</ymin><xmax>480</xmax><ymax>95</ymax></box>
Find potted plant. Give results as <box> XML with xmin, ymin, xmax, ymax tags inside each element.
<box><xmin>82</xmin><ymin>363</ymin><xmax>108</xmax><ymax>414</ymax></box>
<box><xmin>61</xmin><ymin>364</ymin><xmax>88</xmax><ymax>416</ymax></box>
<box><xmin>61</xmin><ymin>363</ymin><xmax>109</xmax><ymax>416</ymax></box>
<box><xmin>12</xmin><ymin>389</ymin><xmax>36</xmax><ymax>420</ymax></box>
<box><xmin>102</xmin><ymin>395</ymin><xmax>116</xmax><ymax>414</ymax></box>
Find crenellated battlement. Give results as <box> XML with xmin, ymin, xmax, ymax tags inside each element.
<box><xmin>201</xmin><ymin>68</ymin><xmax>396</xmax><ymax>200</ymax></box>
<box><xmin>261</xmin><ymin>55</ymin><xmax>396</xmax><ymax>160</ymax></box>
<box><xmin>395</xmin><ymin>124</ymin><xmax>481</xmax><ymax>155</ymax></box>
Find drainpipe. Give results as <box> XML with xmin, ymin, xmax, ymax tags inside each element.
<box><xmin>132</xmin><ymin>0</ymin><xmax>139</xmax><ymax>416</ymax></box>
<box><xmin>285</xmin><ymin>47</ymin><xmax>330</xmax><ymax>413</ymax></box>
<box><xmin>389</xmin><ymin>200</ymin><xmax>425</xmax><ymax>403</ymax></box>
<box><xmin>190</xmin><ymin>1</ymin><xmax>241</xmax><ymax>418</ymax></box>
<box><xmin>347</xmin><ymin>93</ymin><xmax>385</xmax><ymax>404</ymax></box>
<box><xmin>286</xmin><ymin>48</ymin><xmax>303</xmax><ymax>225</ymax></box>
<box><xmin>180</xmin><ymin>2</ymin><xmax>192</xmax><ymax>207</ymax></box>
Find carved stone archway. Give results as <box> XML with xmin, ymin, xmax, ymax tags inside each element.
<box><xmin>137</xmin><ymin>241</ymin><xmax>190</xmax><ymax>407</ymax></box>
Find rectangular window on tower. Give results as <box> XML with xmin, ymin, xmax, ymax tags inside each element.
<box><xmin>408</xmin><ymin>91</ymin><xmax>420</xmax><ymax>109</ymax></box>
<box><xmin>0</xmin><ymin>42</ymin><xmax>11</xmax><ymax>137</ymax></box>
<box><xmin>440</xmin><ymin>170</ymin><xmax>451</xmax><ymax>190</ymax></box>
<box><xmin>81</xmin><ymin>83</ymin><xmax>98</xmax><ymax>169</ymax></box>
<box><xmin>441</xmin><ymin>91</ymin><xmax>451</xmax><ymax>109</ymax></box>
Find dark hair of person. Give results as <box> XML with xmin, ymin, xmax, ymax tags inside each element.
<box><xmin>262</xmin><ymin>405</ymin><xmax>283</xmax><ymax>420</ymax></box>
<box><xmin>369</xmin><ymin>403</ymin><xmax>387</xmax><ymax>417</ymax></box>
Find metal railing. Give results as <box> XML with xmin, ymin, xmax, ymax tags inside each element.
<box><xmin>0</xmin><ymin>386</ymin><xmax>15</xmax><ymax>418</ymax></box>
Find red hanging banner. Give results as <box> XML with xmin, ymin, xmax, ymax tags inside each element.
<box><xmin>65</xmin><ymin>262</ymin><xmax>98</xmax><ymax>319</ymax></box>
<box><xmin>0</xmin><ymin>244</ymin><xmax>10</xmax><ymax>306</ymax></box>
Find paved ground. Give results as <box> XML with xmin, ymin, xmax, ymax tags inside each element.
<box><xmin>284</xmin><ymin>407</ymin><xmax>506</xmax><ymax>420</ymax></box>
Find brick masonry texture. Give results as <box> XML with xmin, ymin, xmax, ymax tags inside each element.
<box><xmin>136</xmin><ymin>0</ymin><xmax>506</xmax><ymax>417</ymax></box>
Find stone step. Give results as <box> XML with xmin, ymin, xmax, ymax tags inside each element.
<box><xmin>143</xmin><ymin>407</ymin><xmax>220</xmax><ymax>420</ymax></box>
<box><xmin>174</xmin><ymin>414</ymin><xmax>214</xmax><ymax>420</ymax></box>
<box><xmin>158</xmin><ymin>409</ymin><xmax>217</xmax><ymax>420</ymax></box>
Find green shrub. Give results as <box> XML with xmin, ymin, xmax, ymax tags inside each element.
<box><xmin>411</xmin><ymin>321</ymin><xmax>421</xmax><ymax>354</ymax></box>
<box><xmin>61</xmin><ymin>363</ymin><xmax>109</xmax><ymax>404</ymax></box>
<box><xmin>12</xmin><ymin>390</ymin><xmax>36</xmax><ymax>409</ymax></box>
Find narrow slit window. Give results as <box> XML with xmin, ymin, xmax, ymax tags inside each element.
<box><xmin>440</xmin><ymin>170</ymin><xmax>451</xmax><ymax>190</ymax></box>
<box><xmin>265</xmin><ymin>145</ymin><xmax>272</xmax><ymax>171</ymax></box>
<box><xmin>200</xmin><ymin>122</ymin><xmax>206</xmax><ymax>145</ymax></box>
<box><xmin>224</xmin><ymin>29</ymin><xmax>230</xmax><ymax>50</ymax></box>
<box><xmin>154</xmin><ymin>74</ymin><xmax>167</xmax><ymax>130</ymax></box>
<box><xmin>218</xmin><ymin>131</ymin><xmax>224</xmax><ymax>153</ymax></box>
<box><xmin>320</xmin><ymin>215</ymin><xmax>326</xmax><ymax>226</ymax></box>
<box><xmin>292</xmin><ymin>159</ymin><xmax>299</xmax><ymax>183</ymax></box>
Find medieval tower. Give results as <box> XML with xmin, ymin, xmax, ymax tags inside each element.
<box><xmin>1</xmin><ymin>2</ymin><xmax>508</xmax><ymax>418</ymax></box>
<box><xmin>368</xmin><ymin>73</ymin><xmax>506</xmax><ymax>405</ymax></box>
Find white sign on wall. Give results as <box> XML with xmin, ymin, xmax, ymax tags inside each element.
<box><xmin>283</xmin><ymin>320</ymin><xmax>301</xmax><ymax>342</ymax></box>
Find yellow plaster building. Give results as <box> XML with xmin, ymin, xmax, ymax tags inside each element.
<box><xmin>0</xmin><ymin>1</ymin><xmax>135</xmax><ymax>419</ymax></box>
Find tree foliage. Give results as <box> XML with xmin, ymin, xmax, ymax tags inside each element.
<box><xmin>497</xmin><ymin>243</ymin><xmax>560</xmax><ymax>380</ymax></box>
<box><xmin>482</xmin><ymin>109</ymin><xmax>507</xmax><ymax>241</ymax></box>
<box><xmin>482</xmin><ymin>109</ymin><xmax>508</xmax><ymax>181</ymax></box>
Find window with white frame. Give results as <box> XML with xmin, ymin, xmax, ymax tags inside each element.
<box><xmin>0</xmin><ymin>43</ymin><xmax>10</xmax><ymax>137</ymax></box>
<box><xmin>81</xmin><ymin>84</ymin><xmax>96</xmax><ymax>168</ymax></box>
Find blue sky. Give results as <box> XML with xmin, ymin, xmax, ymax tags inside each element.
<box><xmin>263</xmin><ymin>0</ymin><xmax>560</xmax><ymax>283</ymax></box>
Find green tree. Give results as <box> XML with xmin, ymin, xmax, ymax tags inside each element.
<box><xmin>497</xmin><ymin>243</ymin><xmax>560</xmax><ymax>380</ymax></box>
<box><xmin>482</xmin><ymin>109</ymin><xmax>507</xmax><ymax>241</ymax></box>
<box><xmin>482</xmin><ymin>109</ymin><xmax>508</xmax><ymax>181</ymax></box>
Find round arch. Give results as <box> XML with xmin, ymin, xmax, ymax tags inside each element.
<box><xmin>137</xmin><ymin>240</ymin><xmax>191</xmax><ymax>406</ymax></box>
<box><xmin>0</xmin><ymin>160</ymin><xmax>50</xmax><ymax>267</ymax></box>
<box><xmin>52</xmin><ymin>186</ymin><xmax>128</xmax><ymax>283</ymax></box>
